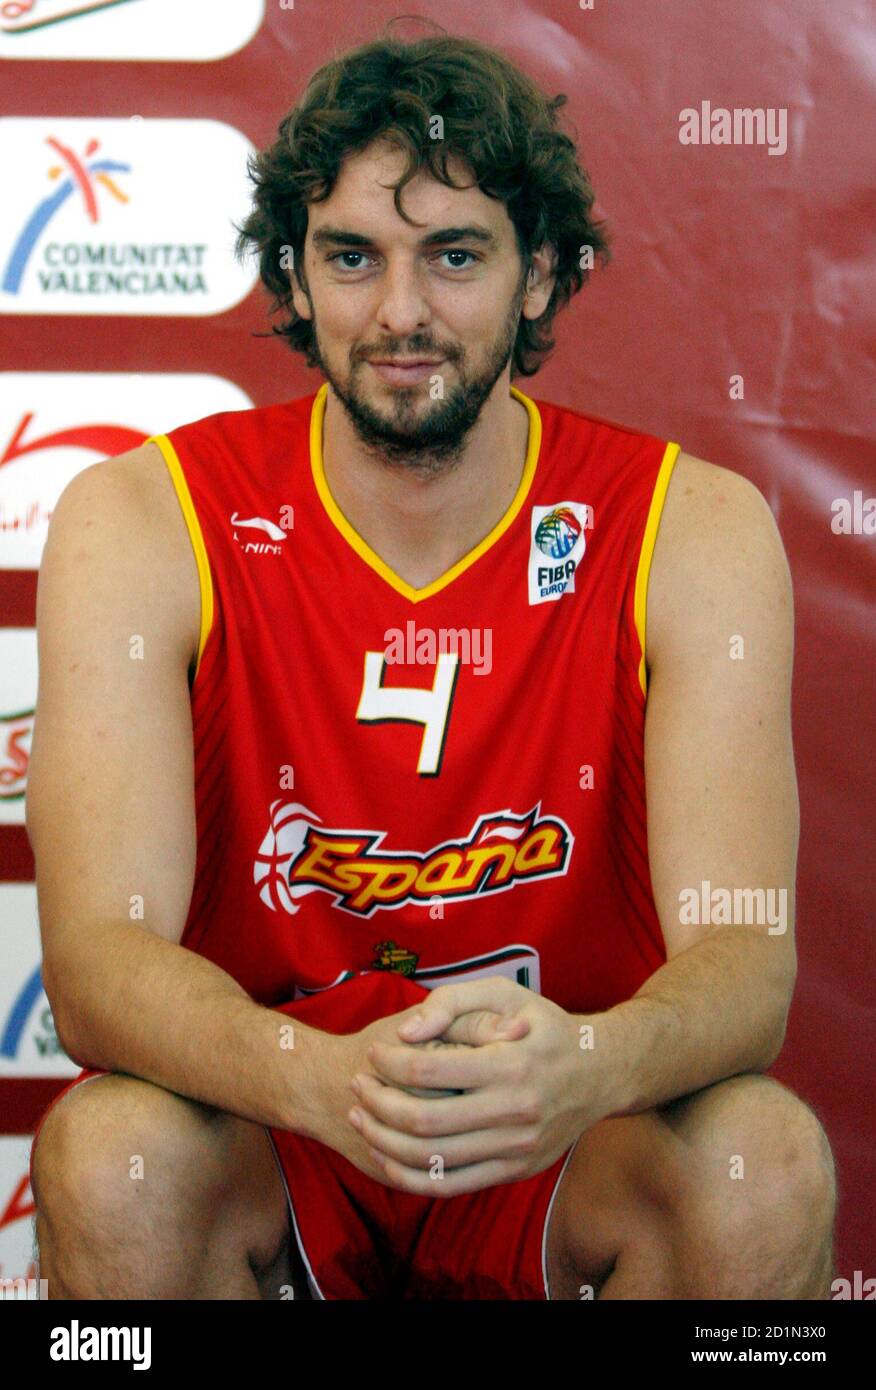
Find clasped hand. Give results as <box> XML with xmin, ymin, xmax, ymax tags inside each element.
<box><xmin>347</xmin><ymin>977</ymin><xmax>603</xmax><ymax>1197</ymax></box>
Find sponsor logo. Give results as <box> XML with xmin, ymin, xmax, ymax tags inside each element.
<box><xmin>0</xmin><ymin>118</ymin><xmax>256</xmax><ymax>315</ymax></box>
<box><xmin>2</xmin><ymin>131</ymin><xmax>133</xmax><ymax>296</ymax></box>
<box><xmin>0</xmin><ymin>630</ymin><xmax>36</xmax><ymax>824</ymax></box>
<box><xmin>0</xmin><ymin>1141</ymin><xmax>39</xmax><ymax>1292</ymax></box>
<box><xmin>0</xmin><ymin>884</ymin><xmax>76</xmax><ymax>1074</ymax></box>
<box><xmin>0</xmin><ymin>1277</ymin><xmax>48</xmax><ymax>1300</ymax></box>
<box><xmin>230</xmin><ymin>510</ymin><xmax>287</xmax><ymax>554</ymax></box>
<box><xmin>1</xmin><ymin>966</ymin><xmax>63</xmax><ymax>1064</ymax></box>
<box><xmin>0</xmin><ymin>373</ymin><xmax>253</xmax><ymax>569</ymax></box>
<box><xmin>255</xmin><ymin>801</ymin><xmax>573</xmax><ymax>918</ymax></box>
<box><xmin>0</xmin><ymin>0</ymin><xmax>136</xmax><ymax>33</ymax></box>
<box><xmin>528</xmin><ymin>501</ymin><xmax>592</xmax><ymax>604</ymax></box>
<box><xmin>0</xmin><ymin>0</ymin><xmax>264</xmax><ymax>60</ymax></box>
<box><xmin>0</xmin><ymin>708</ymin><xmax>32</xmax><ymax>802</ymax></box>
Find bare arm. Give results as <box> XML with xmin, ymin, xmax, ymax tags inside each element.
<box><xmin>26</xmin><ymin>449</ymin><xmax>327</xmax><ymax>1136</ymax></box>
<box><xmin>589</xmin><ymin>453</ymin><xmax>799</xmax><ymax>1116</ymax></box>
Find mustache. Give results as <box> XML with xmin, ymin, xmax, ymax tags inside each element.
<box><xmin>355</xmin><ymin>344</ymin><xmax>458</xmax><ymax>361</ymax></box>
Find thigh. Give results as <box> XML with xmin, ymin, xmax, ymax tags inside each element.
<box><xmin>545</xmin><ymin>1107</ymin><xmax>693</xmax><ymax>1299</ymax></box>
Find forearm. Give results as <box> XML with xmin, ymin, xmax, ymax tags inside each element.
<box><xmin>46</xmin><ymin>923</ymin><xmax>328</xmax><ymax>1136</ymax></box>
<box><xmin>581</xmin><ymin>927</ymin><xmax>796</xmax><ymax>1119</ymax></box>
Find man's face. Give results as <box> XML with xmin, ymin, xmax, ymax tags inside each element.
<box><xmin>290</xmin><ymin>138</ymin><xmax>531</xmax><ymax>469</ymax></box>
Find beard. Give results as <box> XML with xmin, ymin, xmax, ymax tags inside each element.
<box><xmin>307</xmin><ymin>273</ymin><xmax>526</xmax><ymax>475</ymax></box>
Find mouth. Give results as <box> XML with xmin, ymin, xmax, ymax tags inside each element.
<box><xmin>367</xmin><ymin>357</ymin><xmax>446</xmax><ymax>386</ymax></box>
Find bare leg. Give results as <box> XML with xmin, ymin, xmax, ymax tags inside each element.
<box><xmin>32</xmin><ymin>1074</ymin><xmax>301</xmax><ymax>1300</ymax></box>
<box><xmin>546</xmin><ymin>1074</ymin><xmax>836</xmax><ymax>1300</ymax></box>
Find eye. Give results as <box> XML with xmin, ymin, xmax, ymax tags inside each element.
<box><xmin>327</xmin><ymin>250</ymin><xmax>372</xmax><ymax>270</ymax></box>
<box><xmin>326</xmin><ymin>248</ymin><xmax>480</xmax><ymax>272</ymax></box>
<box><xmin>437</xmin><ymin>249</ymin><xmax>479</xmax><ymax>269</ymax></box>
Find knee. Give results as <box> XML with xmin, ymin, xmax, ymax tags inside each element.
<box><xmin>32</xmin><ymin>1074</ymin><xmax>226</xmax><ymax>1232</ymax></box>
<box><xmin>678</xmin><ymin>1075</ymin><xmax>836</xmax><ymax>1235</ymax></box>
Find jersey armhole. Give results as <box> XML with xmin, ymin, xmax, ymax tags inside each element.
<box><xmin>143</xmin><ymin>433</ymin><xmax>214</xmax><ymax>687</ymax></box>
<box><xmin>633</xmin><ymin>441</ymin><xmax>682</xmax><ymax>698</ymax></box>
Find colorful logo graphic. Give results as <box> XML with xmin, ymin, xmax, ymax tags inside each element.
<box><xmin>1</xmin><ymin>118</ymin><xmax>257</xmax><ymax>314</ymax></box>
<box><xmin>535</xmin><ymin>506</ymin><xmax>582</xmax><ymax>560</ymax></box>
<box><xmin>0</xmin><ymin>373</ymin><xmax>253</xmax><ymax>570</ymax></box>
<box><xmin>0</xmin><ymin>709</ymin><xmax>32</xmax><ymax>801</ymax></box>
<box><xmin>529</xmin><ymin>500</ymin><xmax>591</xmax><ymax>605</ymax></box>
<box><xmin>2</xmin><ymin>134</ymin><xmax>130</xmax><ymax>295</ymax></box>
<box><xmin>0</xmin><ymin>965</ymin><xmax>42</xmax><ymax>1059</ymax></box>
<box><xmin>0</xmin><ymin>0</ymin><xmax>265</xmax><ymax>61</ymax></box>
<box><xmin>370</xmin><ymin>940</ymin><xmax>420</xmax><ymax>975</ymax></box>
<box><xmin>255</xmin><ymin>802</ymin><xmax>574</xmax><ymax>918</ymax></box>
<box><xmin>0</xmin><ymin>0</ymin><xmax>137</xmax><ymax>34</ymax></box>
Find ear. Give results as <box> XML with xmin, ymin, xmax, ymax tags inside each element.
<box><xmin>290</xmin><ymin>268</ymin><xmax>313</xmax><ymax>322</ymax></box>
<box><xmin>521</xmin><ymin>244</ymin><xmax>557</xmax><ymax>320</ymax></box>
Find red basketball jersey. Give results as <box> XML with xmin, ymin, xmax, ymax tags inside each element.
<box><xmin>144</xmin><ymin>384</ymin><xmax>680</xmax><ymax>1014</ymax></box>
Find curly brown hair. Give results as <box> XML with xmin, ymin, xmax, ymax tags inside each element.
<box><xmin>233</xmin><ymin>27</ymin><xmax>611</xmax><ymax>378</ymax></box>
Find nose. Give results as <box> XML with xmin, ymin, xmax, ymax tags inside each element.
<box><xmin>374</xmin><ymin>255</ymin><xmax>432</xmax><ymax>338</ymax></box>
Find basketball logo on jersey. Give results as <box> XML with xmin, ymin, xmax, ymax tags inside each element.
<box><xmin>528</xmin><ymin>501</ymin><xmax>592</xmax><ymax>604</ymax></box>
<box><xmin>254</xmin><ymin>800</ymin><xmax>573</xmax><ymax>918</ymax></box>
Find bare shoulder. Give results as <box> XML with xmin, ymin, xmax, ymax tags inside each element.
<box><xmin>656</xmin><ymin>450</ymin><xmax>785</xmax><ymax>553</ymax></box>
<box><xmin>57</xmin><ymin>439</ymin><xmax>183</xmax><ymax>540</ymax></box>
<box><xmin>646</xmin><ymin>450</ymin><xmax>793</xmax><ymax>669</ymax></box>
<box><xmin>44</xmin><ymin>440</ymin><xmax>201</xmax><ymax>672</ymax></box>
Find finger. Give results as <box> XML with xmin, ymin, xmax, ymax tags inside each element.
<box><xmin>353</xmin><ymin>1064</ymin><xmax>521</xmax><ymax>1134</ymax></box>
<box><xmin>442</xmin><ymin>1010</ymin><xmax>530</xmax><ymax>1046</ymax></box>
<box><xmin>368</xmin><ymin>1037</ymin><xmax>503</xmax><ymax>1092</ymax></box>
<box><xmin>349</xmin><ymin>1102</ymin><xmax>537</xmax><ymax>1170</ymax></box>
<box><xmin>396</xmin><ymin>978</ymin><xmax>518</xmax><ymax>1041</ymax></box>
<box><xmin>366</xmin><ymin>1148</ymin><xmax>528</xmax><ymax>1199</ymax></box>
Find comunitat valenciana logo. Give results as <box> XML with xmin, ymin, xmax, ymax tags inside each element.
<box><xmin>0</xmin><ymin>118</ymin><xmax>256</xmax><ymax>315</ymax></box>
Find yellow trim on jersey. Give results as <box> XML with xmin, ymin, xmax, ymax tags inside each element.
<box><xmin>144</xmin><ymin>433</ymin><xmax>214</xmax><ymax>684</ymax></box>
<box><xmin>309</xmin><ymin>381</ymin><xmax>543</xmax><ymax>603</ymax></box>
<box><xmin>634</xmin><ymin>440</ymin><xmax>682</xmax><ymax>697</ymax></box>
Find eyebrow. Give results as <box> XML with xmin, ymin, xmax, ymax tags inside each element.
<box><xmin>310</xmin><ymin>224</ymin><xmax>499</xmax><ymax>251</ymax></box>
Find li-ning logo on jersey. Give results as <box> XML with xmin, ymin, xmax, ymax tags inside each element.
<box><xmin>528</xmin><ymin>501</ymin><xmax>592</xmax><ymax>604</ymax></box>
<box><xmin>254</xmin><ymin>801</ymin><xmax>573</xmax><ymax>918</ymax></box>
<box><xmin>230</xmin><ymin>511</ymin><xmax>288</xmax><ymax>555</ymax></box>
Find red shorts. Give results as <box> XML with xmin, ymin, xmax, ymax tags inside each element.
<box><xmin>30</xmin><ymin>972</ymin><xmax>580</xmax><ymax>1300</ymax></box>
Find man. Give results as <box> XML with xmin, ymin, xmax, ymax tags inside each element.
<box><xmin>26</xmin><ymin>32</ymin><xmax>835</xmax><ymax>1300</ymax></box>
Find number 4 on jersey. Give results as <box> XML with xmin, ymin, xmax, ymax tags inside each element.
<box><xmin>355</xmin><ymin>651</ymin><xmax>460</xmax><ymax>776</ymax></box>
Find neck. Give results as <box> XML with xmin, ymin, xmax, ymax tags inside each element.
<box><xmin>320</xmin><ymin>380</ymin><xmax>531</xmax><ymax>590</ymax></box>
